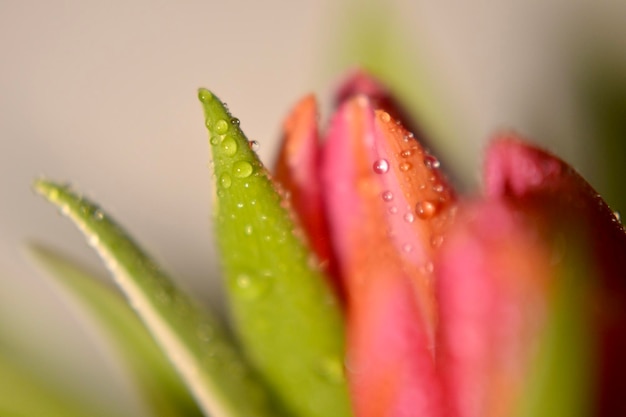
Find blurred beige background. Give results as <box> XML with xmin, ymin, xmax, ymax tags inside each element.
<box><xmin>1</xmin><ymin>0</ymin><xmax>625</xmax><ymax>415</ymax></box>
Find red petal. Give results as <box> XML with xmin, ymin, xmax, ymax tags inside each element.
<box><xmin>484</xmin><ymin>135</ymin><xmax>626</xmax><ymax>415</ymax></box>
<box><xmin>321</xmin><ymin>96</ymin><xmax>450</xmax><ymax>417</ymax></box>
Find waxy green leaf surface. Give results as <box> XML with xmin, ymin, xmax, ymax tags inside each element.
<box><xmin>28</xmin><ymin>244</ymin><xmax>203</xmax><ymax>417</ymax></box>
<box><xmin>199</xmin><ymin>88</ymin><xmax>352</xmax><ymax>417</ymax></box>
<box><xmin>34</xmin><ymin>180</ymin><xmax>283</xmax><ymax>417</ymax></box>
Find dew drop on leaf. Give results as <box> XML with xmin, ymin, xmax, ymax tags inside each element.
<box><xmin>215</xmin><ymin>119</ymin><xmax>229</xmax><ymax>134</ymax></box>
<box><xmin>221</xmin><ymin>137</ymin><xmax>238</xmax><ymax>156</ymax></box>
<box><xmin>316</xmin><ymin>357</ymin><xmax>345</xmax><ymax>384</ymax></box>
<box><xmin>197</xmin><ymin>88</ymin><xmax>213</xmax><ymax>103</ymax></box>
<box><xmin>233</xmin><ymin>272</ymin><xmax>271</xmax><ymax>300</ymax></box>
<box><xmin>233</xmin><ymin>161</ymin><xmax>253</xmax><ymax>178</ymax></box>
<box><xmin>219</xmin><ymin>173</ymin><xmax>232</xmax><ymax>189</ymax></box>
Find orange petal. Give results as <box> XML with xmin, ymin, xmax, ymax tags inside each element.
<box><xmin>273</xmin><ymin>95</ymin><xmax>341</xmax><ymax>295</ymax></box>
<box><xmin>321</xmin><ymin>96</ymin><xmax>448</xmax><ymax>417</ymax></box>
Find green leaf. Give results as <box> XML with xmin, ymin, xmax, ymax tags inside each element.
<box><xmin>199</xmin><ymin>89</ymin><xmax>352</xmax><ymax>417</ymax></box>
<box><xmin>34</xmin><ymin>180</ymin><xmax>284</xmax><ymax>417</ymax></box>
<box><xmin>0</xmin><ymin>352</ymin><xmax>109</xmax><ymax>417</ymax></box>
<box><xmin>27</xmin><ymin>244</ymin><xmax>203</xmax><ymax>417</ymax></box>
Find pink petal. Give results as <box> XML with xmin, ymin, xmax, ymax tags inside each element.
<box><xmin>436</xmin><ymin>200</ymin><xmax>555</xmax><ymax>417</ymax></box>
<box><xmin>321</xmin><ymin>96</ymin><xmax>449</xmax><ymax>417</ymax></box>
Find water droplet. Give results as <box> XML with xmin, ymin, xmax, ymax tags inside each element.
<box><xmin>198</xmin><ymin>88</ymin><xmax>213</xmax><ymax>102</ymax></box>
<box><xmin>234</xmin><ymin>272</ymin><xmax>271</xmax><ymax>300</ymax></box>
<box><xmin>219</xmin><ymin>173</ymin><xmax>232</xmax><ymax>189</ymax></box>
<box><xmin>403</xmin><ymin>212</ymin><xmax>415</xmax><ymax>223</ymax></box>
<box><xmin>416</xmin><ymin>200</ymin><xmax>438</xmax><ymax>219</ymax></box>
<box><xmin>400</xmin><ymin>149</ymin><xmax>413</xmax><ymax>158</ymax></box>
<box><xmin>388</xmin><ymin>206</ymin><xmax>398</xmax><ymax>214</ymax></box>
<box><xmin>236</xmin><ymin>202</ymin><xmax>244</xmax><ymax>208</ymax></box>
<box><xmin>221</xmin><ymin>137</ymin><xmax>238</xmax><ymax>156</ymax></box>
<box><xmin>424</xmin><ymin>155</ymin><xmax>440</xmax><ymax>169</ymax></box>
<box><xmin>614</xmin><ymin>211</ymin><xmax>621</xmax><ymax>223</ymax></box>
<box><xmin>420</xmin><ymin>262</ymin><xmax>434</xmax><ymax>274</ymax></box>
<box><xmin>316</xmin><ymin>357</ymin><xmax>345</xmax><ymax>384</ymax></box>
<box><xmin>431</xmin><ymin>235</ymin><xmax>444</xmax><ymax>248</ymax></box>
<box><xmin>93</xmin><ymin>210</ymin><xmax>104</xmax><ymax>221</ymax></box>
<box><xmin>231</xmin><ymin>117</ymin><xmax>240</xmax><ymax>126</ymax></box>
<box><xmin>215</xmin><ymin>119</ymin><xmax>229</xmax><ymax>134</ymax></box>
<box><xmin>233</xmin><ymin>161</ymin><xmax>253</xmax><ymax>178</ymax></box>
<box><xmin>380</xmin><ymin>112</ymin><xmax>391</xmax><ymax>122</ymax></box>
<box><xmin>433</xmin><ymin>184</ymin><xmax>444</xmax><ymax>193</ymax></box>
<box><xmin>248</xmin><ymin>140</ymin><xmax>260</xmax><ymax>151</ymax></box>
<box><xmin>210</xmin><ymin>135</ymin><xmax>220</xmax><ymax>145</ymax></box>
<box><xmin>399</xmin><ymin>162</ymin><xmax>412</xmax><ymax>172</ymax></box>
<box><xmin>403</xmin><ymin>243</ymin><xmax>413</xmax><ymax>253</ymax></box>
<box><xmin>244</xmin><ymin>224</ymin><xmax>253</xmax><ymax>235</ymax></box>
<box><xmin>373</xmin><ymin>159</ymin><xmax>389</xmax><ymax>174</ymax></box>
<box><xmin>382</xmin><ymin>191</ymin><xmax>394</xmax><ymax>202</ymax></box>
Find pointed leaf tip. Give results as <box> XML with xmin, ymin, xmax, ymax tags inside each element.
<box><xmin>200</xmin><ymin>93</ymin><xmax>352</xmax><ymax>417</ymax></box>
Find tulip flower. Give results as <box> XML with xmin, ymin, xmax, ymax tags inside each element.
<box><xmin>269</xmin><ymin>70</ymin><xmax>626</xmax><ymax>417</ymax></box>
<box><xmin>30</xmin><ymin>70</ymin><xmax>626</xmax><ymax>417</ymax></box>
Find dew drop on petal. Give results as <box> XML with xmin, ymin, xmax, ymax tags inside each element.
<box><xmin>244</xmin><ymin>224</ymin><xmax>253</xmax><ymax>236</ymax></box>
<box><xmin>433</xmin><ymin>184</ymin><xmax>444</xmax><ymax>193</ymax></box>
<box><xmin>614</xmin><ymin>211</ymin><xmax>621</xmax><ymax>223</ymax></box>
<box><xmin>221</xmin><ymin>137</ymin><xmax>238</xmax><ymax>156</ymax></box>
<box><xmin>400</xmin><ymin>149</ymin><xmax>413</xmax><ymax>158</ymax></box>
<box><xmin>382</xmin><ymin>191</ymin><xmax>394</xmax><ymax>202</ymax></box>
<box><xmin>403</xmin><ymin>243</ymin><xmax>413</xmax><ymax>253</ymax></box>
<box><xmin>210</xmin><ymin>135</ymin><xmax>220</xmax><ymax>145</ymax></box>
<box><xmin>416</xmin><ymin>200</ymin><xmax>438</xmax><ymax>219</ymax></box>
<box><xmin>215</xmin><ymin>119</ymin><xmax>229</xmax><ymax>134</ymax></box>
<box><xmin>431</xmin><ymin>235</ymin><xmax>444</xmax><ymax>248</ymax></box>
<box><xmin>388</xmin><ymin>206</ymin><xmax>398</xmax><ymax>214</ymax></box>
<box><xmin>233</xmin><ymin>161</ymin><xmax>253</xmax><ymax>178</ymax></box>
<box><xmin>380</xmin><ymin>112</ymin><xmax>391</xmax><ymax>122</ymax></box>
<box><xmin>403</xmin><ymin>212</ymin><xmax>415</xmax><ymax>223</ymax></box>
<box><xmin>424</xmin><ymin>155</ymin><xmax>440</xmax><ymax>169</ymax></box>
<box><xmin>399</xmin><ymin>162</ymin><xmax>412</xmax><ymax>172</ymax></box>
<box><xmin>230</xmin><ymin>117</ymin><xmax>240</xmax><ymax>126</ymax></box>
<box><xmin>373</xmin><ymin>159</ymin><xmax>389</xmax><ymax>174</ymax></box>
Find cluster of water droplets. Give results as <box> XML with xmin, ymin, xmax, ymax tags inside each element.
<box><xmin>207</xmin><ymin>115</ymin><xmax>259</xmax><ymax>192</ymax></box>
<box><xmin>372</xmin><ymin>114</ymin><xmax>456</xmax><ymax>257</ymax></box>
